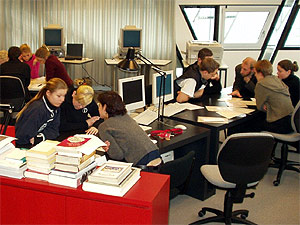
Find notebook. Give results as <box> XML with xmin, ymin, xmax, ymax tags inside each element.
<box><xmin>65</xmin><ymin>43</ymin><xmax>83</xmax><ymax>60</ymax></box>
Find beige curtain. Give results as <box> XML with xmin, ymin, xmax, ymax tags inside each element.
<box><xmin>0</xmin><ymin>0</ymin><xmax>175</xmax><ymax>87</ymax></box>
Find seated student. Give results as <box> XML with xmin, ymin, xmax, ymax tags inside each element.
<box><xmin>35</xmin><ymin>45</ymin><xmax>73</xmax><ymax>88</ymax></box>
<box><xmin>254</xmin><ymin>60</ymin><xmax>294</xmax><ymax>134</ymax></box>
<box><xmin>97</xmin><ymin>91</ymin><xmax>161</xmax><ymax>167</ymax></box>
<box><xmin>0</xmin><ymin>50</ymin><xmax>8</xmax><ymax>65</ymax></box>
<box><xmin>20</xmin><ymin>43</ymin><xmax>40</xmax><ymax>79</ymax></box>
<box><xmin>58</xmin><ymin>85</ymin><xmax>101</xmax><ymax>140</ymax></box>
<box><xmin>15</xmin><ymin>78</ymin><xmax>68</xmax><ymax>148</ymax></box>
<box><xmin>0</xmin><ymin>46</ymin><xmax>31</xmax><ymax>101</ymax></box>
<box><xmin>174</xmin><ymin>58</ymin><xmax>220</xmax><ymax>103</ymax></box>
<box><xmin>277</xmin><ymin>59</ymin><xmax>299</xmax><ymax>107</ymax></box>
<box><xmin>230</xmin><ymin>57</ymin><xmax>257</xmax><ymax>98</ymax></box>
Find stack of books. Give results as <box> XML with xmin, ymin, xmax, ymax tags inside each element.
<box><xmin>24</xmin><ymin>140</ymin><xmax>59</xmax><ymax>181</ymax></box>
<box><xmin>82</xmin><ymin>160</ymin><xmax>141</xmax><ymax>197</ymax></box>
<box><xmin>0</xmin><ymin>135</ymin><xmax>27</xmax><ymax>179</ymax></box>
<box><xmin>48</xmin><ymin>135</ymin><xmax>106</xmax><ymax>188</ymax></box>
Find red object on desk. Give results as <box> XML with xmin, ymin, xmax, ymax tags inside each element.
<box><xmin>0</xmin><ymin>172</ymin><xmax>170</xmax><ymax>224</ymax></box>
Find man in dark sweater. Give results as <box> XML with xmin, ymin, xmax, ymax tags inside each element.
<box><xmin>0</xmin><ymin>46</ymin><xmax>31</xmax><ymax>101</ymax></box>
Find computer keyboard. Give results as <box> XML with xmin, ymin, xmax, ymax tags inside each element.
<box><xmin>133</xmin><ymin>108</ymin><xmax>158</xmax><ymax>125</ymax></box>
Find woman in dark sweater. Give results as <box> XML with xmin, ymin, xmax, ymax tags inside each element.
<box><xmin>97</xmin><ymin>91</ymin><xmax>161</xmax><ymax>166</ymax></box>
<box><xmin>277</xmin><ymin>60</ymin><xmax>299</xmax><ymax>107</ymax></box>
<box><xmin>35</xmin><ymin>45</ymin><xmax>73</xmax><ymax>88</ymax></box>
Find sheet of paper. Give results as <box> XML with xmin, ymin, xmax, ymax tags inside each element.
<box><xmin>206</xmin><ymin>106</ymin><xmax>229</xmax><ymax>112</ymax></box>
<box><xmin>216</xmin><ymin>110</ymin><xmax>245</xmax><ymax>119</ymax></box>
<box><xmin>240</xmin><ymin>100</ymin><xmax>256</xmax><ymax>106</ymax></box>
<box><xmin>182</xmin><ymin>103</ymin><xmax>204</xmax><ymax>110</ymax></box>
<box><xmin>197</xmin><ymin>116</ymin><xmax>229</xmax><ymax>123</ymax></box>
<box><xmin>225</xmin><ymin>100</ymin><xmax>248</xmax><ymax>108</ymax></box>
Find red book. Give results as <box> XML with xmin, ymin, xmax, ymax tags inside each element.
<box><xmin>57</xmin><ymin>136</ymin><xmax>91</xmax><ymax>148</ymax></box>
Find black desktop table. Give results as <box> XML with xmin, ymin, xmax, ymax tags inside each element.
<box><xmin>169</xmin><ymin>92</ymin><xmax>265</xmax><ymax>166</ymax></box>
<box><xmin>148</xmin><ymin>118</ymin><xmax>213</xmax><ymax>200</ymax></box>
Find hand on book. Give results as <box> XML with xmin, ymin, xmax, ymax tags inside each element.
<box><xmin>102</xmin><ymin>141</ymin><xmax>110</xmax><ymax>152</ymax></box>
<box><xmin>85</xmin><ymin>127</ymin><xmax>98</xmax><ymax>135</ymax></box>
<box><xmin>86</xmin><ymin>116</ymin><xmax>100</xmax><ymax>127</ymax></box>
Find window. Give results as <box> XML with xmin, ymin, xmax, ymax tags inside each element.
<box><xmin>180</xmin><ymin>6</ymin><xmax>217</xmax><ymax>42</ymax></box>
<box><xmin>284</xmin><ymin>8</ymin><xmax>300</xmax><ymax>47</ymax></box>
<box><xmin>220</xmin><ymin>6</ymin><xmax>277</xmax><ymax>49</ymax></box>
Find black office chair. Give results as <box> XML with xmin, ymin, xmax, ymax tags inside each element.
<box><xmin>265</xmin><ymin>100</ymin><xmax>300</xmax><ymax>186</ymax></box>
<box><xmin>0</xmin><ymin>76</ymin><xmax>26</xmax><ymax>134</ymax></box>
<box><xmin>160</xmin><ymin>151</ymin><xmax>195</xmax><ymax>199</ymax></box>
<box><xmin>190</xmin><ymin>133</ymin><xmax>274</xmax><ymax>225</ymax></box>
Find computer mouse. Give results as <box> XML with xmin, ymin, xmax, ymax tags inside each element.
<box><xmin>175</xmin><ymin>124</ymin><xmax>187</xmax><ymax>130</ymax></box>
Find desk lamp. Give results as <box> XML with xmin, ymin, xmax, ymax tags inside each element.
<box><xmin>117</xmin><ymin>48</ymin><xmax>167</xmax><ymax>122</ymax></box>
<box><xmin>117</xmin><ymin>48</ymin><xmax>139</xmax><ymax>72</ymax></box>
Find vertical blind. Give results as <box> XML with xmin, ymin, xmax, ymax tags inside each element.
<box><xmin>0</xmin><ymin>0</ymin><xmax>175</xmax><ymax>87</ymax></box>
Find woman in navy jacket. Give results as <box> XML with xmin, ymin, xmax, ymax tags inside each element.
<box><xmin>15</xmin><ymin>78</ymin><xmax>68</xmax><ymax>148</ymax></box>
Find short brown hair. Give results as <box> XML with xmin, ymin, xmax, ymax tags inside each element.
<box><xmin>198</xmin><ymin>48</ymin><xmax>213</xmax><ymax>60</ymax></box>
<box><xmin>97</xmin><ymin>91</ymin><xmax>127</xmax><ymax>117</ymax></box>
<box><xmin>199</xmin><ymin>58</ymin><xmax>220</xmax><ymax>73</ymax></box>
<box><xmin>254</xmin><ymin>60</ymin><xmax>273</xmax><ymax>77</ymax></box>
<box><xmin>20</xmin><ymin>44</ymin><xmax>31</xmax><ymax>53</ymax></box>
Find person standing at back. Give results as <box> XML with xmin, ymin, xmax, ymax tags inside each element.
<box><xmin>35</xmin><ymin>45</ymin><xmax>73</xmax><ymax>88</ymax></box>
<box><xmin>0</xmin><ymin>46</ymin><xmax>31</xmax><ymax>101</ymax></box>
<box><xmin>230</xmin><ymin>57</ymin><xmax>257</xmax><ymax>98</ymax></box>
<box><xmin>277</xmin><ymin>59</ymin><xmax>299</xmax><ymax>107</ymax></box>
<box><xmin>20</xmin><ymin>44</ymin><xmax>40</xmax><ymax>79</ymax></box>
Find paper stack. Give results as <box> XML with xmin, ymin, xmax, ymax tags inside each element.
<box><xmin>0</xmin><ymin>135</ymin><xmax>27</xmax><ymax>179</ymax></box>
<box><xmin>82</xmin><ymin>160</ymin><xmax>141</xmax><ymax>197</ymax></box>
<box><xmin>48</xmin><ymin>135</ymin><xmax>106</xmax><ymax>188</ymax></box>
<box><xmin>24</xmin><ymin>140</ymin><xmax>59</xmax><ymax>181</ymax></box>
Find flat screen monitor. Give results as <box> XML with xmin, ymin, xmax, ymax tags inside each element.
<box><xmin>118</xmin><ymin>75</ymin><xmax>145</xmax><ymax>112</ymax></box>
<box><xmin>66</xmin><ymin>43</ymin><xmax>83</xmax><ymax>59</ymax></box>
<box><xmin>152</xmin><ymin>70</ymin><xmax>174</xmax><ymax>106</ymax></box>
<box><xmin>44</xmin><ymin>27</ymin><xmax>63</xmax><ymax>50</ymax></box>
<box><xmin>120</xmin><ymin>27</ymin><xmax>142</xmax><ymax>51</ymax></box>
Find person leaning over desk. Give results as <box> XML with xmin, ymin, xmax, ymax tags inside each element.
<box><xmin>230</xmin><ymin>57</ymin><xmax>257</xmax><ymax>99</ymax></box>
<box><xmin>97</xmin><ymin>91</ymin><xmax>161</xmax><ymax>167</ymax></box>
<box><xmin>174</xmin><ymin>58</ymin><xmax>220</xmax><ymax>103</ymax></box>
<box><xmin>254</xmin><ymin>60</ymin><xmax>294</xmax><ymax>134</ymax></box>
<box><xmin>35</xmin><ymin>45</ymin><xmax>73</xmax><ymax>88</ymax></box>
<box><xmin>15</xmin><ymin>78</ymin><xmax>68</xmax><ymax>149</ymax></box>
<box><xmin>58</xmin><ymin>85</ymin><xmax>102</xmax><ymax>140</ymax></box>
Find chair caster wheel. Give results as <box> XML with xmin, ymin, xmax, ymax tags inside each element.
<box><xmin>273</xmin><ymin>180</ymin><xmax>279</xmax><ymax>186</ymax></box>
<box><xmin>198</xmin><ymin>210</ymin><xmax>206</xmax><ymax>217</ymax></box>
<box><xmin>241</xmin><ymin>213</ymin><xmax>248</xmax><ymax>219</ymax></box>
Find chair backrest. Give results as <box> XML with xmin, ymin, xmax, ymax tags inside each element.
<box><xmin>218</xmin><ymin>133</ymin><xmax>274</xmax><ymax>185</ymax></box>
<box><xmin>0</xmin><ymin>76</ymin><xmax>26</xmax><ymax>112</ymax></box>
<box><xmin>291</xmin><ymin>100</ymin><xmax>300</xmax><ymax>133</ymax></box>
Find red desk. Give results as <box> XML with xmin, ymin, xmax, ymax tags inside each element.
<box><xmin>0</xmin><ymin>172</ymin><xmax>170</xmax><ymax>225</ymax></box>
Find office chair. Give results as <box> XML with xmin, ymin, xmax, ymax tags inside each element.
<box><xmin>265</xmin><ymin>100</ymin><xmax>300</xmax><ymax>186</ymax></box>
<box><xmin>160</xmin><ymin>151</ymin><xmax>195</xmax><ymax>199</ymax></box>
<box><xmin>0</xmin><ymin>76</ymin><xmax>26</xmax><ymax>134</ymax></box>
<box><xmin>190</xmin><ymin>133</ymin><xmax>274</xmax><ymax>225</ymax></box>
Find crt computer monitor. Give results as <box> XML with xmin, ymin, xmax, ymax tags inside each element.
<box><xmin>44</xmin><ymin>27</ymin><xmax>63</xmax><ymax>50</ymax></box>
<box><xmin>152</xmin><ymin>70</ymin><xmax>174</xmax><ymax>106</ymax></box>
<box><xmin>118</xmin><ymin>75</ymin><xmax>145</xmax><ymax>112</ymax></box>
<box><xmin>120</xmin><ymin>27</ymin><xmax>142</xmax><ymax>51</ymax></box>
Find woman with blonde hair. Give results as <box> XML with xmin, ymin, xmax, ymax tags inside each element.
<box><xmin>0</xmin><ymin>50</ymin><xmax>8</xmax><ymax>65</ymax></box>
<box><xmin>58</xmin><ymin>85</ymin><xmax>101</xmax><ymax>140</ymax></box>
<box><xmin>254</xmin><ymin>60</ymin><xmax>294</xmax><ymax>134</ymax></box>
<box><xmin>15</xmin><ymin>78</ymin><xmax>68</xmax><ymax>148</ymax></box>
<box><xmin>35</xmin><ymin>45</ymin><xmax>73</xmax><ymax>87</ymax></box>
<box><xmin>20</xmin><ymin>43</ymin><xmax>40</xmax><ymax>79</ymax></box>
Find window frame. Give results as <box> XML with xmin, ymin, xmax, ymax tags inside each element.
<box><xmin>219</xmin><ymin>5</ymin><xmax>277</xmax><ymax>50</ymax></box>
<box><xmin>282</xmin><ymin>5</ymin><xmax>300</xmax><ymax>50</ymax></box>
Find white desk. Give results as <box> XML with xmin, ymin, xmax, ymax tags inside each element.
<box><xmin>59</xmin><ymin>58</ymin><xmax>94</xmax><ymax>80</ymax></box>
<box><xmin>105</xmin><ymin>58</ymin><xmax>172</xmax><ymax>90</ymax></box>
<box><xmin>183</xmin><ymin>60</ymin><xmax>229</xmax><ymax>88</ymax></box>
